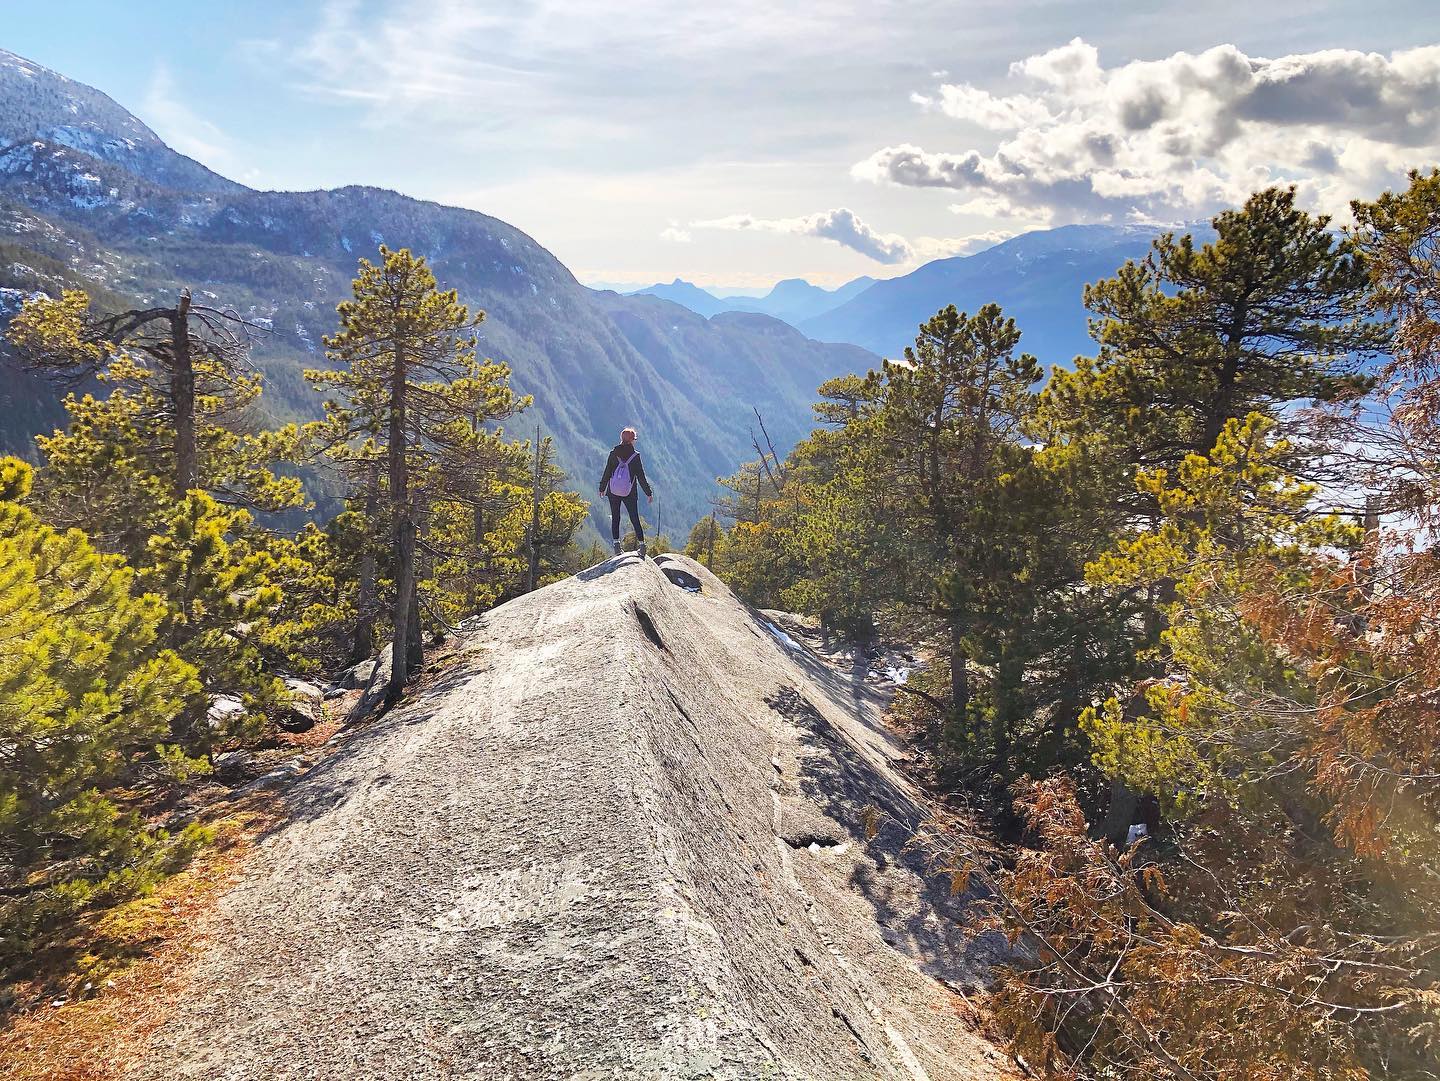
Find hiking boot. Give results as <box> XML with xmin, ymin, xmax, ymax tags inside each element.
<box><xmin>638</xmin><ymin>542</ymin><xmax>648</xmax><ymax>559</ymax></box>
<box><xmin>612</xmin><ymin>540</ymin><xmax>623</xmax><ymax>556</ymax></box>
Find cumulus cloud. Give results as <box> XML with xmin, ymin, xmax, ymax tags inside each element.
<box><xmin>857</xmin><ymin>39</ymin><xmax>1440</xmax><ymax>224</ymax></box>
<box><xmin>688</xmin><ymin>207</ymin><xmax>1013</xmax><ymax>265</ymax></box>
<box><xmin>691</xmin><ymin>207</ymin><xmax>915</xmax><ymax>263</ymax></box>
<box><xmin>912</xmin><ymin>85</ymin><xmax>1052</xmax><ymax>131</ymax></box>
<box><xmin>659</xmin><ymin>223</ymin><xmax>692</xmax><ymax>243</ymax></box>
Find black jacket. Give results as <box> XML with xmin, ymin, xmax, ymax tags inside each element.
<box><xmin>598</xmin><ymin>444</ymin><xmax>652</xmax><ymax>498</ymax></box>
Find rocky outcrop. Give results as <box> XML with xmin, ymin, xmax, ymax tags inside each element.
<box><xmin>131</xmin><ymin>555</ymin><xmax>1012</xmax><ymax>1080</ymax></box>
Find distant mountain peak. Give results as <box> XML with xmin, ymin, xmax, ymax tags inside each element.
<box><xmin>800</xmin><ymin>222</ymin><xmax>1173</xmax><ymax>361</ymax></box>
<box><xmin>631</xmin><ymin>273</ymin><xmax>881</xmax><ymax>327</ymax></box>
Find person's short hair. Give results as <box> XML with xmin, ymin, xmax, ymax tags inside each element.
<box><xmin>620</xmin><ymin>427</ymin><xmax>637</xmax><ymax>442</ymax></box>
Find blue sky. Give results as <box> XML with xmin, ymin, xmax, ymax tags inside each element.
<box><xmin>4</xmin><ymin>1</ymin><xmax>1438</xmax><ymax>289</ymax></box>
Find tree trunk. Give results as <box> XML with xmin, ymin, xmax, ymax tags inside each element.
<box><xmin>385</xmin><ymin>340</ymin><xmax>412</xmax><ymax>704</ymax></box>
<box><xmin>169</xmin><ymin>290</ymin><xmax>197</xmax><ymax>498</ymax></box>
<box><xmin>387</xmin><ymin>515</ymin><xmax>416</xmax><ymax>706</ymax></box>
<box><xmin>1201</xmin><ymin>303</ymin><xmax>1249</xmax><ymax>454</ymax></box>
<box><xmin>526</xmin><ymin>427</ymin><xmax>541</xmax><ymax>592</ymax></box>
<box><xmin>993</xmin><ymin>643</ymin><xmax>1022</xmax><ymax>782</ymax></box>
<box><xmin>349</xmin><ymin>456</ymin><xmax>381</xmax><ymax>665</ymax></box>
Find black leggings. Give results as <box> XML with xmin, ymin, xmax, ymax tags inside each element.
<box><xmin>608</xmin><ymin>490</ymin><xmax>643</xmax><ymax>542</ymax></box>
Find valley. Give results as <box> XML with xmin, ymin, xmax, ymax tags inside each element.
<box><xmin>0</xmin><ymin>47</ymin><xmax>876</xmax><ymax>534</ymax></box>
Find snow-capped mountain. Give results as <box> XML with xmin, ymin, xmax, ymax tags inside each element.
<box><xmin>0</xmin><ymin>47</ymin><xmax>238</xmax><ymax>194</ymax></box>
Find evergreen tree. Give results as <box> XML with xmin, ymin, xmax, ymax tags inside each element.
<box><xmin>1028</xmin><ymin>186</ymin><xmax>1392</xmax><ymax>814</ymax></box>
<box><xmin>874</xmin><ymin>304</ymin><xmax>1042</xmax><ymax>777</ymax></box>
<box><xmin>1027</xmin><ymin>415</ymin><xmax>1440</xmax><ymax>1076</ymax></box>
<box><xmin>310</xmin><ymin>247</ymin><xmax>533</xmax><ymax>701</ymax></box>
<box><xmin>139</xmin><ymin>493</ymin><xmax>291</xmax><ymax>751</ymax></box>
<box><xmin>8</xmin><ymin>289</ymin><xmax>300</xmax><ymax>507</ymax></box>
<box><xmin>0</xmin><ymin>456</ymin><xmax>205</xmax><ymax>937</ymax></box>
<box><xmin>1042</xmin><ymin>187</ymin><xmax>1386</xmax><ymax>488</ymax></box>
<box><xmin>682</xmin><ymin>514</ymin><xmax>722</xmax><ymax>569</ymax></box>
<box><xmin>6</xmin><ymin>290</ymin><xmax>322</xmax><ymax>749</ymax></box>
<box><xmin>424</xmin><ymin>432</ymin><xmax>586</xmax><ymax>620</ymax></box>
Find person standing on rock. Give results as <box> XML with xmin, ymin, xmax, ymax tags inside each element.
<box><xmin>598</xmin><ymin>426</ymin><xmax>653</xmax><ymax>557</ymax></box>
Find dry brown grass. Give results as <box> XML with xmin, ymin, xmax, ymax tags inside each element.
<box><xmin>0</xmin><ymin>795</ymin><xmax>283</xmax><ymax>1081</ymax></box>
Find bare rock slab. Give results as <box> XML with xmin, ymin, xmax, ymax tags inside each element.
<box><xmin>130</xmin><ymin>555</ymin><xmax>1012</xmax><ymax>1081</ymax></box>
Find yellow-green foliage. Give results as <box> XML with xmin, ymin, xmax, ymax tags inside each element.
<box><xmin>140</xmin><ymin>493</ymin><xmax>293</xmax><ymax>750</ymax></box>
<box><xmin>1081</xmin><ymin>414</ymin><xmax>1357</xmax><ymax>810</ymax></box>
<box><xmin>4</xmin><ymin>289</ymin><xmax>110</xmax><ymax>374</ymax></box>
<box><xmin>0</xmin><ymin>456</ymin><xmax>206</xmax><ymax>952</ymax></box>
<box><xmin>8</xmin><ymin>289</ymin><xmax>334</xmax><ymax>747</ymax></box>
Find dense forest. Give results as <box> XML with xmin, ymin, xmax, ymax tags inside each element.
<box><xmin>686</xmin><ymin>177</ymin><xmax>1440</xmax><ymax>1078</ymax></box>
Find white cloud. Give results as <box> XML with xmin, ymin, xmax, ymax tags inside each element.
<box><xmin>857</xmin><ymin>39</ymin><xmax>1440</xmax><ymax>224</ymax></box>
<box><xmin>142</xmin><ymin>65</ymin><xmax>240</xmax><ymax>173</ymax></box>
<box><xmin>689</xmin><ymin>207</ymin><xmax>1014</xmax><ymax>266</ymax></box>
<box><xmin>660</xmin><ymin>223</ymin><xmax>692</xmax><ymax>243</ymax></box>
<box><xmin>691</xmin><ymin>207</ymin><xmax>915</xmax><ymax>264</ymax></box>
<box><xmin>949</xmin><ymin>196</ymin><xmax>1051</xmax><ymax>224</ymax></box>
<box><xmin>910</xmin><ymin>231</ymin><xmax>1016</xmax><ymax>261</ymax></box>
<box><xmin>912</xmin><ymin>85</ymin><xmax>1052</xmax><ymax>130</ymax></box>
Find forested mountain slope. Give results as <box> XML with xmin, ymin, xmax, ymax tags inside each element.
<box><xmin>0</xmin><ymin>49</ymin><xmax>876</xmax><ymax>532</ymax></box>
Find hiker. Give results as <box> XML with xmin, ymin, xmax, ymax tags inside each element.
<box><xmin>598</xmin><ymin>427</ymin><xmax>653</xmax><ymax>557</ymax></box>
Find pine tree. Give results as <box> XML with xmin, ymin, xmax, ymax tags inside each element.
<box><xmin>424</xmin><ymin>432</ymin><xmax>586</xmax><ymax>620</ymax></box>
<box><xmin>1042</xmin><ymin>187</ymin><xmax>1386</xmax><ymax>489</ymax></box>
<box><xmin>311</xmin><ymin>247</ymin><xmax>519</xmax><ymax>702</ymax></box>
<box><xmin>140</xmin><ymin>493</ymin><xmax>292</xmax><ymax>752</ymax></box>
<box><xmin>6</xmin><ymin>290</ymin><xmax>319</xmax><ymax>748</ymax></box>
<box><xmin>7</xmin><ymin>289</ymin><xmax>301</xmax><ymax>507</ymax></box>
<box><xmin>682</xmin><ymin>514</ymin><xmax>722</xmax><ymax>569</ymax></box>
<box><xmin>874</xmin><ymin>304</ymin><xmax>1042</xmax><ymax>774</ymax></box>
<box><xmin>1051</xmin><ymin>415</ymin><xmax>1440</xmax><ymax>1075</ymax></box>
<box><xmin>0</xmin><ymin>456</ymin><xmax>204</xmax><ymax>931</ymax></box>
<box><xmin>516</xmin><ymin>435</ymin><xmax>588</xmax><ymax>591</ymax></box>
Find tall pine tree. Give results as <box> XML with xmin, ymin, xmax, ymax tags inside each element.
<box><xmin>312</xmin><ymin>247</ymin><xmax>516</xmax><ymax>701</ymax></box>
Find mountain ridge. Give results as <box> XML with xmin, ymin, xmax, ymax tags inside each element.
<box><xmin>127</xmin><ymin>554</ymin><xmax>1012</xmax><ymax>1079</ymax></box>
<box><xmin>800</xmin><ymin>223</ymin><xmax>1179</xmax><ymax>362</ymax></box>
<box><xmin>0</xmin><ymin>46</ymin><xmax>240</xmax><ymax>195</ymax></box>
<box><xmin>631</xmin><ymin>273</ymin><xmax>878</xmax><ymax>326</ymax></box>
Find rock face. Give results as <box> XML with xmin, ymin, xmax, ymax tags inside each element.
<box><xmin>345</xmin><ymin>644</ymin><xmax>393</xmax><ymax>725</ymax></box>
<box><xmin>132</xmin><ymin>556</ymin><xmax>1010</xmax><ymax>1081</ymax></box>
<box><xmin>277</xmin><ymin>678</ymin><xmax>325</xmax><ymax>733</ymax></box>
